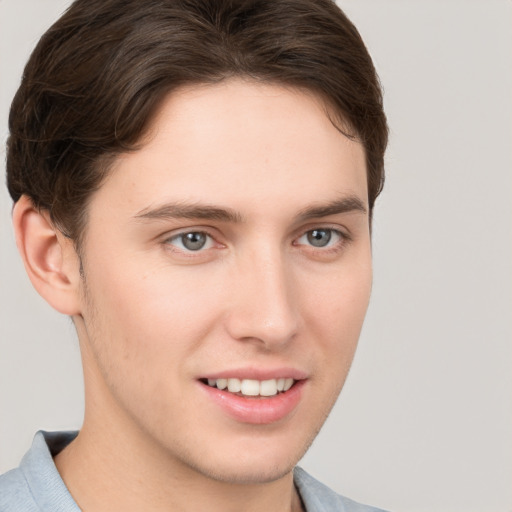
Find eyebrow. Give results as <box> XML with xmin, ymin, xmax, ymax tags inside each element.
<box><xmin>134</xmin><ymin>202</ymin><xmax>243</xmax><ymax>223</ymax></box>
<box><xmin>296</xmin><ymin>195</ymin><xmax>367</xmax><ymax>220</ymax></box>
<box><xmin>133</xmin><ymin>195</ymin><xmax>367</xmax><ymax>224</ymax></box>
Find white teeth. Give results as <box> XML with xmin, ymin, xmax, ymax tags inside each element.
<box><xmin>260</xmin><ymin>379</ymin><xmax>278</xmax><ymax>396</ymax></box>
<box><xmin>206</xmin><ymin>377</ymin><xmax>294</xmax><ymax>396</ymax></box>
<box><xmin>227</xmin><ymin>378</ymin><xmax>241</xmax><ymax>392</ymax></box>
<box><xmin>240</xmin><ymin>379</ymin><xmax>260</xmax><ymax>396</ymax></box>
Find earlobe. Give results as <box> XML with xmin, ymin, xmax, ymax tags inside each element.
<box><xmin>12</xmin><ymin>195</ymin><xmax>82</xmax><ymax>316</ymax></box>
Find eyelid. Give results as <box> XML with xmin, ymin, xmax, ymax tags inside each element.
<box><xmin>294</xmin><ymin>223</ymin><xmax>351</xmax><ymax>241</ymax></box>
<box><xmin>161</xmin><ymin>224</ymin><xmax>219</xmax><ymax>241</ymax></box>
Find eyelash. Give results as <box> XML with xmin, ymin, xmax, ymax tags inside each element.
<box><xmin>162</xmin><ymin>226</ymin><xmax>350</xmax><ymax>256</ymax></box>
<box><xmin>294</xmin><ymin>228</ymin><xmax>347</xmax><ymax>252</ymax></box>
<box><xmin>165</xmin><ymin>231</ymin><xmax>216</xmax><ymax>253</ymax></box>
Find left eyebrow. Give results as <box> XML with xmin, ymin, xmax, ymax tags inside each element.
<box><xmin>133</xmin><ymin>202</ymin><xmax>243</xmax><ymax>223</ymax></box>
<box><xmin>296</xmin><ymin>195</ymin><xmax>367</xmax><ymax>221</ymax></box>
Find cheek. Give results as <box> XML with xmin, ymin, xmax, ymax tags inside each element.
<box><xmin>300</xmin><ymin>255</ymin><xmax>372</xmax><ymax>376</ymax></box>
<box><xmin>303</xmin><ymin>255</ymin><xmax>372</xmax><ymax>331</ymax></box>
<box><xmin>80</xmin><ymin>256</ymin><xmax>225</xmax><ymax>378</ymax></box>
<box><xmin>78</xmin><ymin>261</ymin><xmax>230</xmax><ymax>430</ymax></box>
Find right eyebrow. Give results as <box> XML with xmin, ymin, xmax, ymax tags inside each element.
<box><xmin>133</xmin><ymin>202</ymin><xmax>244</xmax><ymax>223</ymax></box>
<box><xmin>296</xmin><ymin>195</ymin><xmax>367</xmax><ymax>221</ymax></box>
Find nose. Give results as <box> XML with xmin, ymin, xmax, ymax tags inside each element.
<box><xmin>224</xmin><ymin>248</ymin><xmax>299</xmax><ymax>349</ymax></box>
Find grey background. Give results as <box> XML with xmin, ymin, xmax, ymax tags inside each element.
<box><xmin>1</xmin><ymin>1</ymin><xmax>511</xmax><ymax>511</ymax></box>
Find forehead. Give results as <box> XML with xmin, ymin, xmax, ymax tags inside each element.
<box><xmin>89</xmin><ymin>79</ymin><xmax>367</xmax><ymax>222</ymax></box>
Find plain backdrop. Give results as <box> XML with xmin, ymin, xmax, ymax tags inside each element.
<box><xmin>1</xmin><ymin>1</ymin><xmax>511</xmax><ymax>511</ymax></box>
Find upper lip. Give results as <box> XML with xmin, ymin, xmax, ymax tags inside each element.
<box><xmin>200</xmin><ymin>367</ymin><xmax>308</xmax><ymax>381</ymax></box>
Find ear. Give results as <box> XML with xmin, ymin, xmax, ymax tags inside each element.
<box><xmin>12</xmin><ymin>195</ymin><xmax>82</xmax><ymax>316</ymax></box>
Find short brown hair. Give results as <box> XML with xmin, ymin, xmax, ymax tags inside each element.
<box><xmin>6</xmin><ymin>0</ymin><xmax>388</xmax><ymax>247</ymax></box>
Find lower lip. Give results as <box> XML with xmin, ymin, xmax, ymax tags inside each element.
<box><xmin>200</xmin><ymin>380</ymin><xmax>306</xmax><ymax>425</ymax></box>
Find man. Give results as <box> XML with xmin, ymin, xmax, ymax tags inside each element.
<box><xmin>0</xmin><ymin>0</ymin><xmax>388</xmax><ymax>510</ymax></box>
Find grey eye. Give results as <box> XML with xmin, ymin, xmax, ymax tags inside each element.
<box><xmin>306</xmin><ymin>229</ymin><xmax>332</xmax><ymax>247</ymax></box>
<box><xmin>180</xmin><ymin>232</ymin><xmax>208</xmax><ymax>251</ymax></box>
<box><xmin>165</xmin><ymin>230</ymin><xmax>216</xmax><ymax>254</ymax></box>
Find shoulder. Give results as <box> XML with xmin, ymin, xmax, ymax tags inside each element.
<box><xmin>0</xmin><ymin>431</ymin><xmax>80</xmax><ymax>512</ymax></box>
<box><xmin>294</xmin><ymin>467</ymin><xmax>390</xmax><ymax>512</ymax></box>
<box><xmin>0</xmin><ymin>467</ymin><xmax>40</xmax><ymax>512</ymax></box>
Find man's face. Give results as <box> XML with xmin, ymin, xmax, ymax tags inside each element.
<box><xmin>73</xmin><ymin>79</ymin><xmax>371</xmax><ymax>484</ymax></box>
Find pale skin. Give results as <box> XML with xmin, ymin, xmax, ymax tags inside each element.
<box><xmin>13</xmin><ymin>79</ymin><xmax>372</xmax><ymax>512</ymax></box>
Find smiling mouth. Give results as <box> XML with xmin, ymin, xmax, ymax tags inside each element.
<box><xmin>201</xmin><ymin>377</ymin><xmax>295</xmax><ymax>397</ymax></box>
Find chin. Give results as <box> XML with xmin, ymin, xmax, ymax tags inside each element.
<box><xmin>191</xmin><ymin>457</ymin><xmax>296</xmax><ymax>485</ymax></box>
<box><xmin>177</xmin><ymin>430</ymin><xmax>317</xmax><ymax>486</ymax></box>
